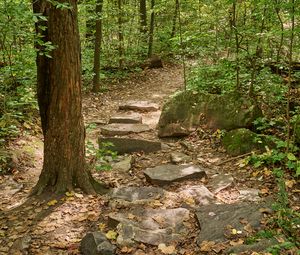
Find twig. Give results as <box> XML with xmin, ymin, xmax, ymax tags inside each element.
<box><xmin>216</xmin><ymin>151</ymin><xmax>256</xmax><ymax>166</ymax></box>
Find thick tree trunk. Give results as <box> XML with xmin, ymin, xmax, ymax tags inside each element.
<box><xmin>92</xmin><ymin>0</ymin><xmax>104</xmax><ymax>92</ymax></box>
<box><xmin>32</xmin><ymin>0</ymin><xmax>107</xmax><ymax>195</ymax></box>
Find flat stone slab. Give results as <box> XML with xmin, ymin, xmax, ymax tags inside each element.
<box><xmin>178</xmin><ymin>185</ymin><xmax>215</xmax><ymax>205</ymax></box>
<box><xmin>108</xmin><ymin>208</ymin><xmax>190</xmax><ymax>246</ymax></box>
<box><xmin>109</xmin><ymin>186</ymin><xmax>164</xmax><ymax>202</ymax></box>
<box><xmin>238</xmin><ymin>188</ymin><xmax>261</xmax><ymax>202</ymax></box>
<box><xmin>143</xmin><ymin>164</ymin><xmax>207</xmax><ymax>186</ymax></box>
<box><xmin>196</xmin><ymin>202</ymin><xmax>271</xmax><ymax>243</ymax></box>
<box><xmin>111</xmin><ymin>156</ymin><xmax>132</xmax><ymax>172</ymax></box>
<box><xmin>209</xmin><ymin>173</ymin><xmax>234</xmax><ymax>194</ymax></box>
<box><xmin>170</xmin><ymin>152</ymin><xmax>192</xmax><ymax>164</ymax></box>
<box><xmin>119</xmin><ymin>101</ymin><xmax>159</xmax><ymax>112</ymax></box>
<box><xmin>101</xmin><ymin>123</ymin><xmax>151</xmax><ymax>136</ymax></box>
<box><xmin>109</xmin><ymin>113</ymin><xmax>142</xmax><ymax>124</ymax></box>
<box><xmin>99</xmin><ymin>137</ymin><xmax>161</xmax><ymax>154</ymax></box>
<box><xmin>80</xmin><ymin>232</ymin><xmax>116</xmax><ymax>255</ymax></box>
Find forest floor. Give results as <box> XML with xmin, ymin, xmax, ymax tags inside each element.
<box><xmin>0</xmin><ymin>63</ymin><xmax>299</xmax><ymax>255</ymax></box>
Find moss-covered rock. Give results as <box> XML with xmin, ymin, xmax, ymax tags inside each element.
<box><xmin>222</xmin><ymin>128</ymin><xmax>263</xmax><ymax>156</ymax></box>
<box><xmin>158</xmin><ymin>90</ymin><xmax>262</xmax><ymax>137</ymax></box>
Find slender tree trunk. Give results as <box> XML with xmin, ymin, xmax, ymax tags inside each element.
<box><xmin>148</xmin><ymin>0</ymin><xmax>155</xmax><ymax>57</ymax></box>
<box><xmin>118</xmin><ymin>0</ymin><xmax>124</xmax><ymax>68</ymax></box>
<box><xmin>32</xmin><ymin>0</ymin><xmax>107</xmax><ymax>195</ymax></box>
<box><xmin>232</xmin><ymin>0</ymin><xmax>240</xmax><ymax>90</ymax></box>
<box><xmin>274</xmin><ymin>0</ymin><xmax>284</xmax><ymax>63</ymax></box>
<box><xmin>170</xmin><ymin>0</ymin><xmax>179</xmax><ymax>38</ymax></box>
<box><xmin>286</xmin><ymin>0</ymin><xmax>295</xmax><ymax>152</ymax></box>
<box><xmin>92</xmin><ymin>0</ymin><xmax>104</xmax><ymax>92</ymax></box>
<box><xmin>139</xmin><ymin>0</ymin><xmax>147</xmax><ymax>34</ymax></box>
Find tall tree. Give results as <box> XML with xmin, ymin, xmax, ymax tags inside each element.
<box><xmin>139</xmin><ymin>0</ymin><xmax>147</xmax><ymax>34</ymax></box>
<box><xmin>148</xmin><ymin>0</ymin><xmax>155</xmax><ymax>57</ymax></box>
<box><xmin>32</xmin><ymin>0</ymin><xmax>107</xmax><ymax>195</ymax></box>
<box><xmin>92</xmin><ymin>0</ymin><xmax>104</xmax><ymax>92</ymax></box>
<box><xmin>118</xmin><ymin>0</ymin><xmax>124</xmax><ymax>68</ymax></box>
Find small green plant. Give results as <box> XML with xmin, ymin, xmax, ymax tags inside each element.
<box><xmin>86</xmin><ymin>141</ymin><xmax>117</xmax><ymax>171</ymax></box>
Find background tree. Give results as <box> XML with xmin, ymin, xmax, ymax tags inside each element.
<box><xmin>92</xmin><ymin>0</ymin><xmax>104</xmax><ymax>92</ymax></box>
<box><xmin>32</xmin><ymin>0</ymin><xmax>106</xmax><ymax>194</ymax></box>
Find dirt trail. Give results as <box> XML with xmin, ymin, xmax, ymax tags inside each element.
<box><xmin>0</xmin><ymin>64</ymin><xmax>187</xmax><ymax>254</ymax></box>
<box><xmin>0</xmin><ymin>62</ymin><xmax>283</xmax><ymax>255</ymax></box>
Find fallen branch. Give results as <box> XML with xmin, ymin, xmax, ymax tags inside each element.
<box><xmin>216</xmin><ymin>151</ymin><xmax>256</xmax><ymax>166</ymax></box>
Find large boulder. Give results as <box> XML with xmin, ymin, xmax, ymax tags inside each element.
<box><xmin>158</xmin><ymin>90</ymin><xmax>262</xmax><ymax>137</ymax></box>
<box><xmin>222</xmin><ymin>128</ymin><xmax>264</xmax><ymax>156</ymax></box>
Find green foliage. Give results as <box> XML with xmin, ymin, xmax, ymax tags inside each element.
<box><xmin>86</xmin><ymin>136</ymin><xmax>117</xmax><ymax>171</ymax></box>
<box><xmin>0</xmin><ymin>0</ymin><xmax>38</xmax><ymax>144</ymax></box>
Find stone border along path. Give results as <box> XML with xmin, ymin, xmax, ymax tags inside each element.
<box><xmin>80</xmin><ymin>100</ymin><xmax>275</xmax><ymax>255</ymax></box>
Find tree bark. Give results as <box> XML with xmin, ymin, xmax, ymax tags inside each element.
<box><xmin>118</xmin><ymin>0</ymin><xmax>124</xmax><ymax>68</ymax></box>
<box><xmin>170</xmin><ymin>0</ymin><xmax>179</xmax><ymax>38</ymax></box>
<box><xmin>148</xmin><ymin>0</ymin><xmax>155</xmax><ymax>57</ymax></box>
<box><xmin>139</xmin><ymin>0</ymin><xmax>147</xmax><ymax>34</ymax></box>
<box><xmin>92</xmin><ymin>0</ymin><xmax>104</xmax><ymax>92</ymax></box>
<box><xmin>32</xmin><ymin>0</ymin><xmax>107</xmax><ymax>195</ymax></box>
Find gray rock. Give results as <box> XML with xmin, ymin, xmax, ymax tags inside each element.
<box><xmin>109</xmin><ymin>113</ymin><xmax>142</xmax><ymax>124</ymax></box>
<box><xmin>109</xmin><ymin>186</ymin><xmax>164</xmax><ymax>202</ymax></box>
<box><xmin>178</xmin><ymin>185</ymin><xmax>215</xmax><ymax>205</ymax></box>
<box><xmin>119</xmin><ymin>101</ymin><xmax>159</xmax><ymax>112</ymax></box>
<box><xmin>143</xmin><ymin>164</ymin><xmax>207</xmax><ymax>186</ymax></box>
<box><xmin>108</xmin><ymin>208</ymin><xmax>190</xmax><ymax>246</ymax></box>
<box><xmin>112</xmin><ymin>156</ymin><xmax>132</xmax><ymax>172</ymax></box>
<box><xmin>196</xmin><ymin>202</ymin><xmax>271</xmax><ymax>243</ymax></box>
<box><xmin>158</xmin><ymin>91</ymin><xmax>262</xmax><ymax>137</ymax></box>
<box><xmin>9</xmin><ymin>235</ymin><xmax>31</xmax><ymax>254</ymax></box>
<box><xmin>99</xmin><ymin>137</ymin><xmax>161</xmax><ymax>154</ymax></box>
<box><xmin>101</xmin><ymin>123</ymin><xmax>151</xmax><ymax>136</ymax></box>
<box><xmin>238</xmin><ymin>188</ymin><xmax>261</xmax><ymax>202</ymax></box>
<box><xmin>170</xmin><ymin>152</ymin><xmax>192</xmax><ymax>164</ymax></box>
<box><xmin>0</xmin><ymin>177</ymin><xmax>23</xmax><ymax>198</ymax></box>
<box><xmin>80</xmin><ymin>232</ymin><xmax>116</xmax><ymax>255</ymax></box>
<box><xmin>209</xmin><ymin>173</ymin><xmax>234</xmax><ymax>194</ymax></box>
<box><xmin>222</xmin><ymin>128</ymin><xmax>265</xmax><ymax>156</ymax></box>
<box><xmin>225</xmin><ymin>238</ymin><xmax>278</xmax><ymax>254</ymax></box>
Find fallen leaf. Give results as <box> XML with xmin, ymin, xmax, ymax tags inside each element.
<box><xmin>98</xmin><ymin>223</ymin><xmax>106</xmax><ymax>231</ymax></box>
<box><xmin>200</xmin><ymin>240</ymin><xmax>215</xmax><ymax>252</ymax></box>
<box><xmin>47</xmin><ymin>199</ymin><xmax>58</xmax><ymax>206</ymax></box>
<box><xmin>65</xmin><ymin>191</ymin><xmax>74</xmax><ymax>197</ymax></box>
<box><xmin>158</xmin><ymin>243</ymin><xmax>176</xmax><ymax>254</ymax></box>
<box><xmin>127</xmin><ymin>213</ymin><xmax>135</xmax><ymax>220</ymax></box>
<box><xmin>184</xmin><ymin>197</ymin><xmax>195</xmax><ymax>205</ymax></box>
<box><xmin>120</xmin><ymin>246</ymin><xmax>134</xmax><ymax>253</ymax></box>
<box><xmin>229</xmin><ymin>239</ymin><xmax>244</xmax><ymax>246</ymax></box>
<box><xmin>106</xmin><ymin>230</ymin><xmax>117</xmax><ymax>240</ymax></box>
<box><xmin>260</xmin><ymin>188</ymin><xmax>269</xmax><ymax>195</ymax></box>
<box><xmin>285</xmin><ymin>180</ymin><xmax>296</xmax><ymax>189</ymax></box>
<box><xmin>244</xmin><ymin>223</ymin><xmax>253</xmax><ymax>233</ymax></box>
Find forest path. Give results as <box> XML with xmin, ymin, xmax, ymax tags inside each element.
<box><xmin>0</xmin><ymin>63</ymin><xmax>272</xmax><ymax>255</ymax></box>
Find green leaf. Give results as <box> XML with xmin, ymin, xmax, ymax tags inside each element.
<box><xmin>287</xmin><ymin>153</ymin><xmax>297</xmax><ymax>161</ymax></box>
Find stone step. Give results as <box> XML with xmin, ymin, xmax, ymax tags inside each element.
<box><xmin>100</xmin><ymin>123</ymin><xmax>151</xmax><ymax>136</ymax></box>
<box><xmin>143</xmin><ymin>164</ymin><xmax>207</xmax><ymax>186</ymax></box>
<box><xmin>108</xmin><ymin>207</ymin><xmax>190</xmax><ymax>246</ymax></box>
<box><xmin>99</xmin><ymin>137</ymin><xmax>161</xmax><ymax>154</ymax></box>
<box><xmin>119</xmin><ymin>101</ymin><xmax>159</xmax><ymax>112</ymax></box>
<box><xmin>108</xmin><ymin>113</ymin><xmax>142</xmax><ymax>124</ymax></box>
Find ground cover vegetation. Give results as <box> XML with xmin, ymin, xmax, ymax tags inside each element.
<box><xmin>0</xmin><ymin>0</ymin><xmax>300</xmax><ymax>253</ymax></box>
